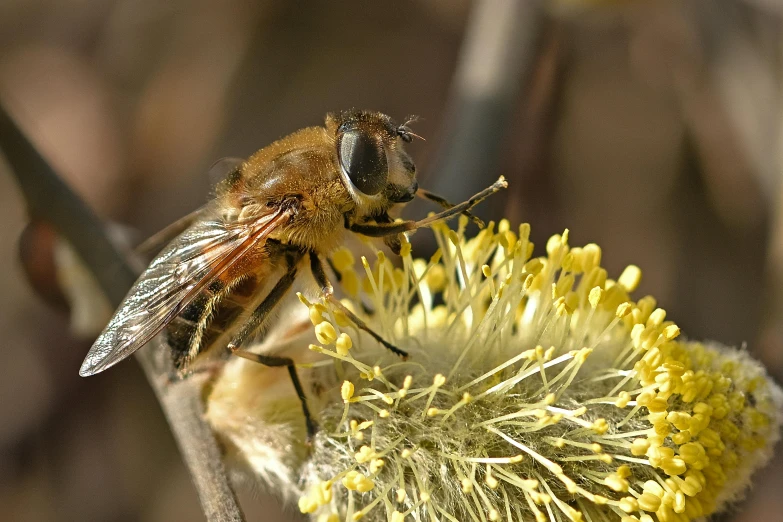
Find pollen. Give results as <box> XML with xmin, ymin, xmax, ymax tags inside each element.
<box><xmin>336</xmin><ymin>333</ymin><xmax>353</xmax><ymax>356</ymax></box>
<box><xmin>315</xmin><ymin>321</ymin><xmax>337</xmax><ymax>345</ymax></box>
<box><xmin>341</xmin><ymin>381</ymin><xmax>355</xmax><ymax>402</ymax></box>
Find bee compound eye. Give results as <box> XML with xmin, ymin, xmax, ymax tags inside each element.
<box><xmin>338</xmin><ymin>129</ymin><xmax>388</xmax><ymax>196</ymax></box>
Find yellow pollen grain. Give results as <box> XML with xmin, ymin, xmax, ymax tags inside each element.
<box><xmin>663</xmin><ymin>324</ymin><xmax>681</xmax><ymax>340</ymax></box>
<box><xmin>400</xmin><ymin>236</ymin><xmax>412</xmax><ymax>257</ymax></box>
<box><xmin>591</xmin><ymin>418</ymin><xmax>609</xmax><ymax>434</ymax></box>
<box><xmin>588</xmin><ymin>286</ymin><xmax>604</xmax><ymax>309</ymax></box>
<box><xmin>342</xmin><ymin>471</ymin><xmax>375</xmax><ymax>493</ymax></box>
<box><xmin>315</xmin><ymin>321</ymin><xmax>337</xmax><ymax>345</ymax></box>
<box><xmin>616</xmin><ymin>391</ymin><xmax>631</xmax><ymax>408</ymax></box>
<box><xmin>335</xmin><ymin>333</ymin><xmax>353</xmax><ymax>356</ymax></box>
<box><xmin>333</xmin><ymin>308</ymin><xmax>351</xmax><ymax>327</ymax></box>
<box><xmin>618</xmin><ymin>265</ymin><xmax>642</xmax><ymax>292</ymax></box>
<box><xmin>581</xmin><ymin>243</ymin><xmax>601</xmax><ymax>271</ymax></box>
<box><xmin>331</xmin><ymin>247</ymin><xmax>355</xmax><ymax>272</ymax></box>
<box><xmin>341</xmin><ymin>270</ymin><xmax>360</xmax><ymax>296</ymax></box>
<box><xmin>308</xmin><ymin>305</ymin><xmax>325</xmax><ymax>325</ymax></box>
<box><xmin>647</xmin><ymin>308</ymin><xmax>667</xmax><ymax>327</ymax></box>
<box><xmin>341</xmin><ymin>381</ymin><xmax>355</xmax><ymax>401</ymax></box>
<box><xmin>296</xmin><ymin>292</ymin><xmax>312</xmax><ymax>307</ymax></box>
<box><xmin>605</xmin><ymin>473</ymin><xmax>629</xmax><ymax>492</ymax></box>
<box><xmin>482</xmin><ymin>264</ymin><xmax>492</xmax><ymax>278</ymax></box>
<box><xmin>370</xmin><ymin>459</ymin><xmax>385</xmax><ymax>474</ymax></box>
<box><xmin>616</xmin><ymin>302</ymin><xmax>633</xmax><ymax>318</ymax></box>
<box><xmin>619</xmin><ymin>497</ymin><xmax>638</xmax><ymax>513</ymax></box>
<box><xmin>638</xmin><ymin>492</ymin><xmax>662</xmax><ymax>512</ymax></box>
<box><xmin>298</xmin><ymin>496</ymin><xmax>317</xmax><ymax>514</ymax></box>
<box><xmin>486</xmin><ymin>473</ymin><xmax>499</xmax><ymax>489</ymax></box>
<box><xmin>355</xmin><ymin>446</ymin><xmax>376</xmax><ymax>463</ymax></box>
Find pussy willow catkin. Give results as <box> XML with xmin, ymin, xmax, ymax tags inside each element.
<box><xmin>207</xmin><ymin>218</ymin><xmax>782</xmax><ymax>522</ymax></box>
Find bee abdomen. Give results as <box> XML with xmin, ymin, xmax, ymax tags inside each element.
<box><xmin>166</xmin><ymin>275</ymin><xmax>261</xmax><ymax>370</ymax></box>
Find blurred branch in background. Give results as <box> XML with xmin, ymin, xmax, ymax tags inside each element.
<box><xmin>0</xmin><ymin>104</ymin><xmax>245</xmax><ymax>522</ymax></box>
<box><xmin>427</xmin><ymin>0</ymin><xmax>544</xmax><ymax>204</ymax></box>
<box><xmin>0</xmin><ymin>105</ymin><xmax>137</xmax><ymax>306</ymax></box>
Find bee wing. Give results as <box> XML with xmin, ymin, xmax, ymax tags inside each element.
<box><xmin>134</xmin><ymin>206</ymin><xmax>207</xmax><ymax>258</ymax></box>
<box><xmin>79</xmin><ymin>208</ymin><xmax>291</xmax><ymax>376</ymax></box>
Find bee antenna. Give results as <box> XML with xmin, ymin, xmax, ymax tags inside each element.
<box><xmin>397</xmin><ymin>115</ymin><xmax>425</xmax><ymax>142</ymax></box>
<box><xmin>402</xmin><ymin>114</ymin><xmax>420</xmax><ymax>127</ymax></box>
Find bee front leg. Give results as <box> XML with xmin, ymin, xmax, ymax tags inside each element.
<box><xmin>309</xmin><ymin>251</ymin><xmax>408</xmax><ymax>359</ymax></box>
<box><xmin>348</xmin><ymin>176</ymin><xmax>507</xmax><ymax>238</ymax></box>
<box><xmin>373</xmin><ymin>213</ymin><xmax>402</xmax><ymax>255</ymax></box>
<box><xmin>415</xmin><ymin>187</ymin><xmax>485</xmax><ymax>228</ymax></box>
<box><xmin>226</xmin><ymin>250</ymin><xmax>317</xmax><ymax>439</ymax></box>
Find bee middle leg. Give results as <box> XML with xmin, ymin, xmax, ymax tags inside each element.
<box><xmin>226</xmin><ymin>250</ymin><xmax>317</xmax><ymax>438</ymax></box>
<box><xmin>309</xmin><ymin>251</ymin><xmax>408</xmax><ymax>359</ymax></box>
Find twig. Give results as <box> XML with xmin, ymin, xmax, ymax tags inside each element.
<box><xmin>137</xmin><ymin>349</ymin><xmax>245</xmax><ymax>522</ymax></box>
<box><xmin>0</xmin><ymin>105</ymin><xmax>137</xmax><ymax>305</ymax></box>
<box><xmin>0</xmin><ymin>103</ymin><xmax>245</xmax><ymax>522</ymax></box>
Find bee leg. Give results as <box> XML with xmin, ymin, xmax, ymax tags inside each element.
<box><xmin>348</xmin><ymin>176</ymin><xmax>507</xmax><ymax>238</ymax></box>
<box><xmin>309</xmin><ymin>251</ymin><xmax>408</xmax><ymax>359</ymax></box>
<box><xmin>373</xmin><ymin>213</ymin><xmax>402</xmax><ymax>255</ymax></box>
<box><xmin>226</xmin><ymin>251</ymin><xmax>318</xmax><ymax>439</ymax></box>
<box><xmin>231</xmin><ymin>350</ymin><xmax>317</xmax><ymax>440</ymax></box>
<box><xmin>326</xmin><ymin>257</ymin><xmax>343</xmax><ymax>283</ymax></box>
<box><xmin>416</xmin><ymin>188</ymin><xmax>485</xmax><ymax>228</ymax></box>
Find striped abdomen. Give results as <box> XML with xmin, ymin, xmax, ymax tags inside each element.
<box><xmin>165</xmin><ymin>274</ymin><xmax>263</xmax><ymax>370</ymax></box>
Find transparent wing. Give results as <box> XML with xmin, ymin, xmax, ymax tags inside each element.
<box><xmin>79</xmin><ymin>209</ymin><xmax>290</xmax><ymax>376</ymax></box>
<box><xmin>208</xmin><ymin>157</ymin><xmax>245</xmax><ymax>187</ymax></box>
<box><xmin>134</xmin><ymin>206</ymin><xmax>206</xmax><ymax>259</ymax></box>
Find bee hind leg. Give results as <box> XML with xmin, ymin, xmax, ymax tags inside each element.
<box><xmin>230</xmin><ymin>350</ymin><xmax>317</xmax><ymax>440</ymax></box>
<box><xmin>226</xmin><ymin>250</ymin><xmax>318</xmax><ymax>439</ymax></box>
<box><xmin>309</xmin><ymin>251</ymin><xmax>408</xmax><ymax>359</ymax></box>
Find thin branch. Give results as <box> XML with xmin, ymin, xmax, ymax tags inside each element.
<box><xmin>0</xmin><ymin>103</ymin><xmax>245</xmax><ymax>522</ymax></box>
<box><xmin>0</xmin><ymin>105</ymin><xmax>137</xmax><ymax>305</ymax></box>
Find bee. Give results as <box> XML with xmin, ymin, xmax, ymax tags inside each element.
<box><xmin>79</xmin><ymin>110</ymin><xmax>506</xmax><ymax>435</ymax></box>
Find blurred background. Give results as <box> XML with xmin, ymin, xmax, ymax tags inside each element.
<box><xmin>1</xmin><ymin>0</ymin><xmax>782</xmax><ymax>520</ymax></box>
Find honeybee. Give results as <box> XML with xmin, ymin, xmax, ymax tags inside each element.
<box><xmin>79</xmin><ymin>110</ymin><xmax>506</xmax><ymax>434</ymax></box>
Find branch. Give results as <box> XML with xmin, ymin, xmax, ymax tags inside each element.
<box><xmin>0</xmin><ymin>103</ymin><xmax>245</xmax><ymax>522</ymax></box>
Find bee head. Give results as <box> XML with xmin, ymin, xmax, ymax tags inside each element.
<box><xmin>327</xmin><ymin>110</ymin><xmax>419</xmax><ymax>207</ymax></box>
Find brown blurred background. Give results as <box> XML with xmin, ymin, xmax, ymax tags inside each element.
<box><xmin>1</xmin><ymin>0</ymin><xmax>782</xmax><ymax>521</ymax></box>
